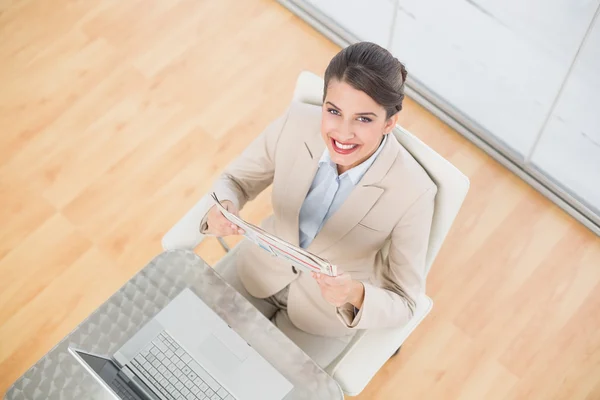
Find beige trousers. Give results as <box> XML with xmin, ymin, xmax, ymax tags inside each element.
<box><xmin>218</xmin><ymin>264</ymin><xmax>353</xmax><ymax>368</ymax></box>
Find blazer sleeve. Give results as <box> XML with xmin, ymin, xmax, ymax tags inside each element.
<box><xmin>336</xmin><ymin>186</ymin><xmax>436</xmax><ymax>329</ymax></box>
<box><xmin>199</xmin><ymin>108</ymin><xmax>290</xmax><ymax>233</ymax></box>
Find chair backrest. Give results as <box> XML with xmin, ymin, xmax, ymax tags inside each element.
<box><xmin>292</xmin><ymin>71</ymin><xmax>470</xmax><ymax>276</ymax></box>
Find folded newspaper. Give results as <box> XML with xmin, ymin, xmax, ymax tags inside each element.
<box><xmin>210</xmin><ymin>193</ymin><xmax>338</xmax><ymax>277</ymax></box>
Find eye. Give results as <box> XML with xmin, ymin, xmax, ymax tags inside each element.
<box><xmin>357</xmin><ymin>116</ymin><xmax>372</xmax><ymax>123</ymax></box>
<box><xmin>327</xmin><ymin>108</ymin><xmax>341</xmax><ymax>116</ymax></box>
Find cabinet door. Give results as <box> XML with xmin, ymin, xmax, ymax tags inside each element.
<box><xmin>390</xmin><ymin>0</ymin><xmax>599</xmax><ymax>157</ymax></box>
<box><xmin>530</xmin><ymin>16</ymin><xmax>600</xmax><ymax>215</ymax></box>
<box><xmin>303</xmin><ymin>0</ymin><xmax>396</xmax><ymax>47</ymax></box>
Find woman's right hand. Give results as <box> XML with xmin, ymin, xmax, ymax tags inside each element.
<box><xmin>206</xmin><ymin>200</ymin><xmax>245</xmax><ymax>237</ymax></box>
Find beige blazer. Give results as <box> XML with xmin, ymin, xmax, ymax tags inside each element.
<box><xmin>201</xmin><ymin>101</ymin><xmax>436</xmax><ymax>338</ymax></box>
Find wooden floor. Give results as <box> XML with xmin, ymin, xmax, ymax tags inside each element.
<box><xmin>1</xmin><ymin>0</ymin><xmax>600</xmax><ymax>398</ymax></box>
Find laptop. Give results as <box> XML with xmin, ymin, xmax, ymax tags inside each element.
<box><xmin>69</xmin><ymin>287</ymin><xmax>293</xmax><ymax>400</ymax></box>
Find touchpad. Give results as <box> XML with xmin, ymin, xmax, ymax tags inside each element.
<box><xmin>199</xmin><ymin>335</ymin><xmax>242</xmax><ymax>373</ymax></box>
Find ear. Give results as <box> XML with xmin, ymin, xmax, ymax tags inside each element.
<box><xmin>384</xmin><ymin>113</ymin><xmax>400</xmax><ymax>134</ymax></box>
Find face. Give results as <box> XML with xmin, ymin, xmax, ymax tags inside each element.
<box><xmin>321</xmin><ymin>79</ymin><xmax>399</xmax><ymax>174</ymax></box>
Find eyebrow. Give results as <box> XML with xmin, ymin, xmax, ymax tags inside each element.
<box><xmin>326</xmin><ymin>101</ymin><xmax>378</xmax><ymax>117</ymax></box>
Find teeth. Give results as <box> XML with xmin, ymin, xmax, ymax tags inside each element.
<box><xmin>334</xmin><ymin>140</ymin><xmax>358</xmax><ymax>150</ymax></box>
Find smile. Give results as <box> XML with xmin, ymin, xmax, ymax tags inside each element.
<box><xmin>331</xmin><ymin>138</ymin><xmax>360</xmax><ymax>155</ymax></box>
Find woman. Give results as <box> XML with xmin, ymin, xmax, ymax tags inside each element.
<box><xmin>200</xmin><ymin>42</ymin><xmax>436</xmax><ymax>367</ymax></box>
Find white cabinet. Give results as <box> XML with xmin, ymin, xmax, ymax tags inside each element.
<box><xmin>303</xmin><ymin>0</ymin><xmax>395</xmax><ymax>47</ymax></box>
<box><xmin>530</xmin><ymin>17</ymin><xmax>600</xmax><ymax>213</ymax></box>
<box><xmin>389</xmin><ymin>0</ymin><xmax>599</xmax><ymax>157</ymax></box>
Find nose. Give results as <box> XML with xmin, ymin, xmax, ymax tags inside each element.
<box><xmin>337</xmin><ymin>119</ymin><xmax>354</xmax><ymax>140</ymax></box>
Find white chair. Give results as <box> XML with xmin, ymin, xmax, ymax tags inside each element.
<box><xmin>162</xmin><ymin>71</ymin><xmax>470</xmax><ymax>396</ymax></box>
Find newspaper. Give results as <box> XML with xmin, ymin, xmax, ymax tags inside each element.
<box><xmin>210</xmin><ymin>193</ymin><xmax>338</xmax><ymax>277</ymax></box>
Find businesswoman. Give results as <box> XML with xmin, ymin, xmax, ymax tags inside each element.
<box><xmin>200</xmin><ymin>42</ymin><xmax>436</xmax><ymax>367</ymax></box>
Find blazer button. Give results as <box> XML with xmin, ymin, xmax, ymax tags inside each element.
<box><xmin>291</xmin><ymin>266</ymin><xmax>298</xmax><ymax>274</ymax></box>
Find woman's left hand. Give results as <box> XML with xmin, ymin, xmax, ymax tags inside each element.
<box><xmin>312</xmin><ymin>271</ymin><xmax>365</xmax><ymax>308</ymax></box>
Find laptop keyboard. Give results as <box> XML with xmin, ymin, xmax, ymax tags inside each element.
<box><xmin>129</xmin><ymin>331</ymin><xmax>236</xmax><ymax>400</ymax></box>
<box><xmin>111</xmin><ymin>378</ymin><xmax>138</xmax><ymax>400</ymax></box>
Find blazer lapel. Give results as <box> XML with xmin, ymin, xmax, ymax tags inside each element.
<box><xmin>307</xmin><ymin>135</ymin><xmax>400</xmax><ymax>254</ymax></box>
<box><xmin>278</xmin><ymin>130</ymin><xmax>324</xmax><ymax>246</ymax></box>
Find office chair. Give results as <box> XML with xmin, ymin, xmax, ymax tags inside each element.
<box><xmin>161</xmin><ymin>71</ymin><xmax>470</xmax><ymax>395</ymax></box>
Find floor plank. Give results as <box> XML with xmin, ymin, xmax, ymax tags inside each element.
<box><xmin>1</xmin><ymin>0</ymin><xmax>599</xmax><ymax>398</ymax></box>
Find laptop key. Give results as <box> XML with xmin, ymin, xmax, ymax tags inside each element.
<box><xmin>150</xmin><ymin>347</ymin><xmax>160</xmax><ymax>356</ymax></box>
<box><xmin>175</xmin><ymin>347</ymin><xmax>185</xmax><ymax>357</ymax></box>
<box><xmin>155</xmin><ymin>340</ymin><xmax>169</xmax><ymax>353</ymax></box>
<box><xmin>181</xmin><ymin>353</ymin><xmax>192</xmax><ymax>364</ymax></box>
<box><xmin>169</xmin><ymin>376</ymin><xmax>178</xmax><ymax>385</ymax></box>
<box><xmin>191</xmin><ymin>386</ymin><xmax>200</xmax><ymax>395</ymax></box>
<box><xmin>217</xmin><ymin>388</ymin><xmax>229</xmax><ymax>398</ymax></box>
<box><xmin>188</xmin><ymin>371</ymin><xmax>197</xmax><ymax>380</ymax></box>
<box><xmin>182</xmin><ymin>366</ymin><xmax>191</xmax><ymax>375</ymax></box>
<box><xmin>187</xmin><ymin>393</ymin><xmax>197</xmax><ymax>400</ymax></box>
<box><xmin>175</xmin><ymin>381</ymin><xmax>184</xmax><ymax>391</ymax></box>
<box><xmin>211</xmin><ymin>394</ymin><xmax>221</xmax><ymax>400</ymax></box>
<box><xmin>189</xmin><ymin>361</ymin><xmax>220</xmax><ymax>392</ymax></box>
<box><xmin>196</xmin><ymin>380</ymin><xmax>208</xmax><ymax>392</ymax></box>
<box><xmin>205</xmin><ymin>389</ymin><xmax>215</xmax><ymax>398</ymax></box>
<box><xmin>181</xmin><ymin>387</ymin><xmax>190</xmax><ymax>396</ymax></box>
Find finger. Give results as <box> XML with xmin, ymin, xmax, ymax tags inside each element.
<box><xmin>318</xmin><ymin>275</ymin><xmax>341</xmax><ymax>287</ymax></box>
<box><xmin>218</xmin><ymin>223</ymin><xmax>238</xmax><ymax>236</ymax></box>
<box><xmin>329</xmin><ymin>273</ymin><xmax>351</xmax><ymax>286</ymax></box>
<box><xmin>227</xmin><ymin>223</ymin><xmax>245</xmax><ymax>235</ymax></box>
<box><xmin>225</xmin><ymin>202</ymin><xmax>240</xmax><ymax>216</ymax></box>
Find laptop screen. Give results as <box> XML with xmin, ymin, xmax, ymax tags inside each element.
<box><xmin>76</xmin><ymin>351</ymin><xmax>116</xmax><ymax>376</ymax></box>
<box><xmin>71</xmin><ymin>349</ymin><xmax>141</xmax><ymax>400</ymax></box>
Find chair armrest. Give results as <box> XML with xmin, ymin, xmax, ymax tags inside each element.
<box><xmin>324</xmin><ymin>294</ymin><xmax>433</xmax><ymax>396</ymax></box>
<box><xmin>161</xmin><ymin>194</ymin><xmax>214</xmax><ymax>250</ymax></box>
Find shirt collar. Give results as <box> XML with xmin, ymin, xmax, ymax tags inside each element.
<box><xmin>319</xmin><ymin>134</ymin><xmax>388</xmax><ymax>185</ymax></box>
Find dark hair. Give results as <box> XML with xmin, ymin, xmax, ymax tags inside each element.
<box><xmin>323</xmin><ymin>42</ymin><xmax>408</xmax><ymax>119</ymax></box>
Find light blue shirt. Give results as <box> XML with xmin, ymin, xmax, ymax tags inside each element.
<box><xmin>298</xmin><ymin>135</ymin><xmax>388</xmax><ymax>249</ymax></box>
